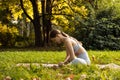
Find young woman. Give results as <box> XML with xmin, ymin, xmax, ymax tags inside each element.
<box><xmin>50</xmin><ymin>29</ymin><xmax>91</xmax><ymax>66</ymax></box>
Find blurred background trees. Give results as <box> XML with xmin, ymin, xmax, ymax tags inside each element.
<box><xmin>73</xmin><ymin>0</ymin><xmax>120</xmax><ymax>50</ymax></box>
<box><xmin>0</xmin><ymin>0</ymin><xmax>120</xmax><ymax>50</ymax></box>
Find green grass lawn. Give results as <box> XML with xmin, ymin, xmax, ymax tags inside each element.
<box><xmin>0</xmin><ymin>50</ymin><xmax>120</xmax><ymax>80</ymax></box>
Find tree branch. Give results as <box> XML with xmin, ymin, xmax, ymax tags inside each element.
<box><xmin>38</xmin><ymin>13</ymin><xmax>73</xmax><ymax>17</ymax></box>
<box><xmin>52</xmin><ymin>13</ymin><xmax>73</xmax><ymax>16</ymax></box>
<box><xmin>20</xmin><ymin>0</ymin><xmax>33</xmax><ymax>21</ymax></box>
<box><xmin>52</xmin><ymin>1</ymin><xmax>66</xmax><ymax>8</ymax></box>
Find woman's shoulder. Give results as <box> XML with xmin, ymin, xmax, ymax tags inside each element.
<box><xmin>64</xmin><ymin>37</ymin><xmax>74</xmax><ymax>45</ymax></box>
<box><xmin>64</xmin><ymin>37</ymin><xmax>71</xmax><ymax>42</ymax></box>
<box><xmin>65</xmin><ymin>37</ymin><xmax>71</xmax><ymax>41</ymax></box>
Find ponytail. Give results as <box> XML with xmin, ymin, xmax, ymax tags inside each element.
<box><xmin>61</xmin><ymin>31</ymin><xmax>69</xmax><ymax>37</ymax></box>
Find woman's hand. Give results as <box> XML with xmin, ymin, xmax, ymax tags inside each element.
<box><xmin>58</xmin><ymin>62</ymin><xmax>64</xmax><ymax>67</ymax></box>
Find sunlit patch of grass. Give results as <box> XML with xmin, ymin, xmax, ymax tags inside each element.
<box><xmin>88</xmin><ymin>50</ymin><xmax>120</xmax><ymax>65</ymax></box>
<box><xmin>0</xmin><ymin>50</ymin><xmax>120</xmax><ymax>79</ymax></box>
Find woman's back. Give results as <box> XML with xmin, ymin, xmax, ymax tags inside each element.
<box><xmin>68</xmin><ymin>37</ymin><xmax>87</xmax><ymax>55</ymax></box>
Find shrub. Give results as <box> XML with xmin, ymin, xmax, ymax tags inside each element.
<box><xmin>90</xmin><ymin>19</ymin><xmax>120</xmax><ymax>50</ymax></box>
<box><xmin>0</xmin><ymin>23</ymin><xmax>18</xmax><ymax>47</ymax></box>
<box><xmin>73</xmin><ymin>6</ymin><xmax>120</xmax><ymax>50</ymax></box>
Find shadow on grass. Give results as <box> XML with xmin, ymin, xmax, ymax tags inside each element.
<box><xmin>0</xmin><ymin>46</ymin><xmax>64</xmax><ymax>52</ymax></box>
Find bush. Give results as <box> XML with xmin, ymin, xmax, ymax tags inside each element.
<box><xmin>0</xmin><ymin>23</ymin><xmax>18</xmax><ymax>47</ymax></box>
<box><xmin>90</xmin><ymin>19</ymin><xmax>120</xmax><ymax>50</ymax></box>
<box><xmin>73</xmin><ymin>17</ymin><xmax>120</xmax><ymax>50</ymax></box>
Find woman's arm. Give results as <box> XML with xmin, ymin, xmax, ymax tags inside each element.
<box><xmin>58</xmin><ymin>51</ymin><xmax>70</xmax><ymax>66</ymax></box>
<box><xmin>63</xmin><ymin>52</ymin><xmax>70</xmax><ymax>64</ymax></box>
<box><xmin>64</xmin><ymin>38</ymin><xmax>76</xmax><ymax>62</ymax></box>
<box><xmin>58</xmin><ymin>43</ymin><xmax>70</xmax><ymax>66</ymax></box>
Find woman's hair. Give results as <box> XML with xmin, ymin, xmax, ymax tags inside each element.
<box><xmin>50</xmin><ymin>29</ymin><xmax>83</xmax><ymax>45</ymax></box>
<box><xmin>50</xmin><ymin>29</ymin><xmax>68</xmax><ymax>38</ymax></box>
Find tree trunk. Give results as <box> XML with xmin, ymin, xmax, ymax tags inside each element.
<box><xmin>30</xmin><ymin>0</ymin><xmax>43</xmax><ymax>47</ymax></box>
<box><xmin>41</xmin><ymin>0</ymin><xmax>46</xmax><ymax>46</ymax></box>
<box><xmin>33</xmin><ymin>20</ymin><xmax>42</xmax><ymax>47</ymax></box>
<box><xmin>45</xmin><ymin>0</ymin><xmax>52</xmax><ymax>45</ymax></box>
<box><xmin>20</xmin><ymin>0</ymin><xmax>43</xmax><ymax>47</ymax></box>
<box><xmin>41</xmin><ymin>0</ymin><xmax>52</xmax><ymax>46</ymax></box>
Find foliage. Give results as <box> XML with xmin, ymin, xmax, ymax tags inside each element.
<box><xmin>0</xmin><ymin>0</ymin><xmax>44</xmax><ymax>47</ymax></box>
<box><xmin>0</xmin><ymin>50</ymin><xmax>120</xmax><ymax>79</ymax></box>
<box><xmin>51</xmin><ymin>0</ymin><xmax>88</xmax><ymax>34</ymax></box>
<box><xmin>0</xmin><ymin>0</ymin><xmax>120</xmax><ymax>49</ymax></box>
<box><xmin>90</xmin><ymin>18</ymin><xmax>120</xmax><ymax>50</ymax></box>
<box><xmin>74</xmin><ymin>18</ymin><xmax>120</xmax><ymax>50</ymax></box>
<box><xmin>0</xmin><ymin>8</ymin><xmax>11</xmax><ymax>25</ymax></box>
<box><xmin>0</xmin><ymin>0</ymin><xmax>41</xmax><ymax>21</ymax></box>
<box><xmin>0</xmin><ymin>23</ymin><xmax>19</xmax><ymax>47</ymax></box>
<box><xmin>73</xmin><ymin>0</ymin><xmax>120</xmax><ymax>50</ymax></box>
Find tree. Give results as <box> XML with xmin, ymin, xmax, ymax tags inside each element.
<box><xmin>20</xmin><ymin>0</ymin><xmax>43</xmax><ymax>47</ymax></box>
<box><xmin>41</xmin><ymin>0</ymin><xmax>52</xmax><ymax>46</ymax></box>
<box><xmin>0</xmin><ymin>0</ymin><xmax>91</xmax><ymax>47</ymax></box>
<box><xmin>51</xmin><ymin>0</ymin><xmax>88</xmax><ymax>35</ymax></box>
<box><xmin>73</xmin><ymin>0</ymin><xmax>120</xmax><ymax>50</ymax></box>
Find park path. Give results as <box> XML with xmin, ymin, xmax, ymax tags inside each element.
<box><xmin>16</xmin><ymin>63</ymin><xmax>120</xmax><ymax>70</ymax></box>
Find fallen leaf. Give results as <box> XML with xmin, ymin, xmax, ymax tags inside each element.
<box><xmin>79</xmin><ymin>74</ymin><xmax>87</xmax><ymax>80</ymax></box>
<box><xmin>4</xmin><ymin>76</ymin><xmax>11</xmax><ymax>80</ymax></box>
<box><xmin>69</xmin><ymin>74</ymin><xmax>74</xmax><ymax>79</ymax></box>
<box><xmin>65</xmin><ymin>77</ymin><xmax>71</xmax><ymax>80</ymax></box>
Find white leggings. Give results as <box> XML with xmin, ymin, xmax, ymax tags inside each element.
<box><xmin>70</xmin><ymin>52</ymin><xmax>91</xmax><ymax>65</ymax></box>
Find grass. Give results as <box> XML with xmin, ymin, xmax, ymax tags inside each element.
<box><xmin>0</xmin><ymin>50</ymin><xmax>120</xmax><ymax>80</ymax></box>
